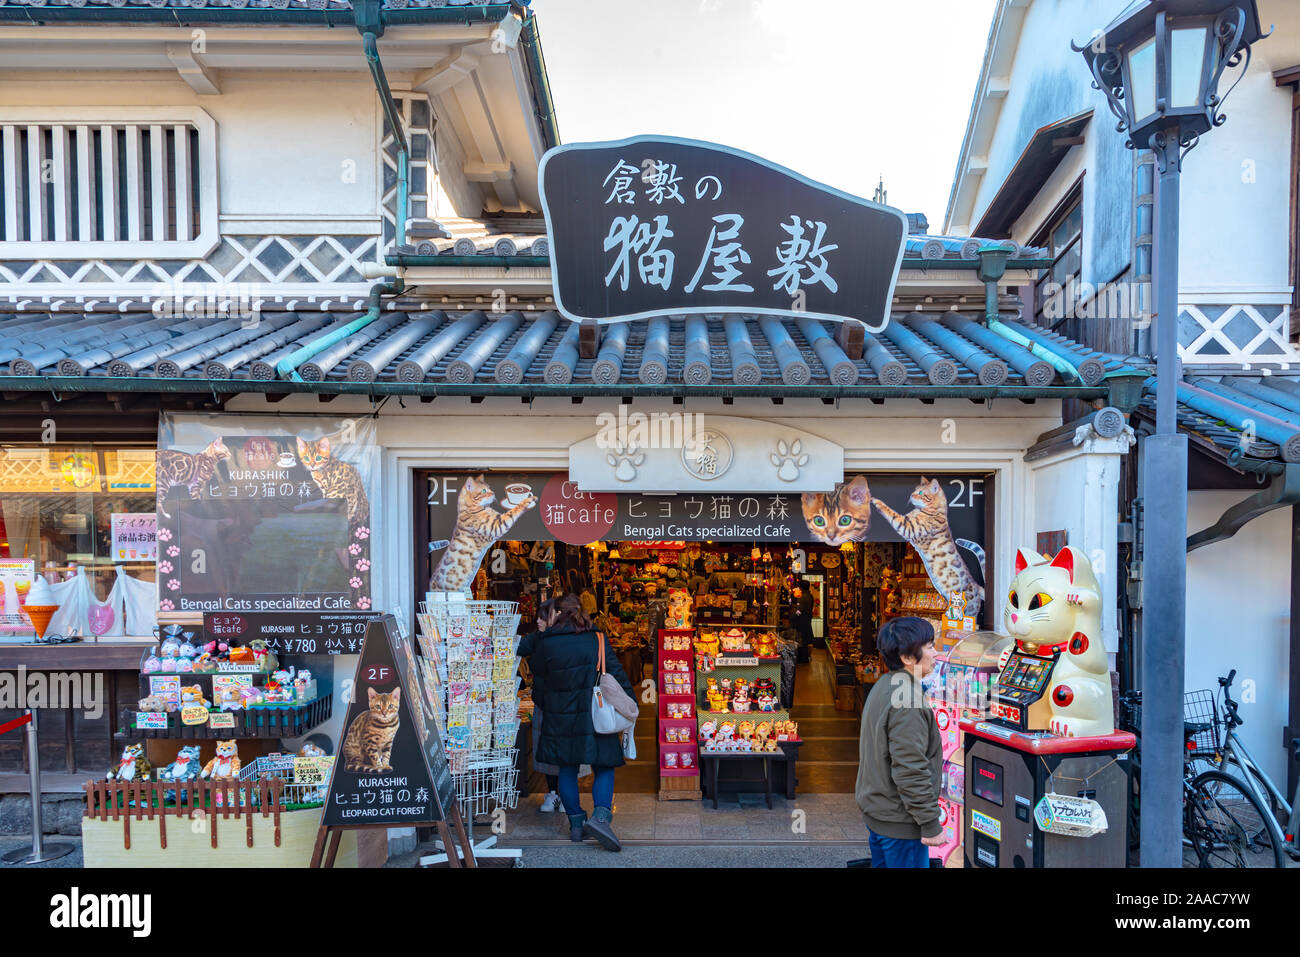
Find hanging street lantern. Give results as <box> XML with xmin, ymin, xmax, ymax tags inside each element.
<box><xmin>1073</xmin><ymin>0</ymin><xmax>1269</xmax><ymax>871</ymax></box>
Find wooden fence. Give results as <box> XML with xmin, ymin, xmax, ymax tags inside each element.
<box><xmin>83</xmin><ymin>777</ymin><xmax>284</xmax><ymax>851</ymax></box>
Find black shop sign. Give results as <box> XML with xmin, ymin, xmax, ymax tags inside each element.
<box><xmin>202</xmin><ymin>611</ymin><xmax>384</xmax><ymax>655</ymax></box>
<box><xmin>538</xmin><ymin>135</ymin><xmax>908</xmax><ymax>331</ymax></box>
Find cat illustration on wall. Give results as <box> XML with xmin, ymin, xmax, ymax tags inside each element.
<box><xmin>801</xmin><ymin>475</ymin><xmax>873</xmax><ymax>546</ymax></box>
<box><xmin>430</xmin><ymin>475</ymin><xmax>537</xmax><ymax>594</ymax></box>
<box><xmin>155</xmin><ymin>437</ymin><xmax>231</xmax><ymax>519</ymax></box>
<box><xmin>871</xmin><ymin>477</ymin><xmax>985</xmax><ymax>616</ymax></box>
<box><xmin>1005</xmin><ymin>545</ymin><xmax>1112</xmax><ymax>738</ymax></box>
<box><xmin>342</xmin><ymin>686</ymin><xmax>402</xmax><ymax>773</ymax></box>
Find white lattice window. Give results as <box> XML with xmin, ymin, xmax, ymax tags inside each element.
<box><xmin>0</xmin><ymin>107</ymin><xmax>217</xmax><ymax>258</ymax></box>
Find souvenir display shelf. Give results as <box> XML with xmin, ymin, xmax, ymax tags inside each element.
<box><xmin>126</xmin><ymin>627</ymin><xmax>331</xmax><ymax>740</ymax></box>
<box><xmin>417</xmin><ymin>595</ymin><xmax>524</xmax><ymax>819</ymax></box>
<box><xmin>656</xmin><ymin>627</ymin><xmax>701</xmax><ymax>800</ymax></box>
<box><xmin>126</xmin><ymin>698</ymin><xmax>332</xmax><ymax>740</ymax></box>
<box><xmin>694</xmin><ymin>627</ymin><xmax>797</xmax><ymax>753</ymax></box>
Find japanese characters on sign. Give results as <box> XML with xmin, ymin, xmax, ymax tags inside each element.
<box><xmin>539</xmin><ymin>136</ymin><xmax>909</xmax><ymax>331</ymax></box>
<box><xmin>202</xmin><ymin>611</ymin><xmax>382</xmax><ymax>656</ymax></box>
<box><xmin>110</xmin><ymin>513</ymin><xmax>157</xmax><ymax>562</ymax></box>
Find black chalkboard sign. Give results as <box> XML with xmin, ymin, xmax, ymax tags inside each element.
<box><xmin>539</xmin><ymin>135</ymin><xmax>909</xmax><ymax>331</ymax></box>
<box><xmin>319</xmin><ymin>615</ymin><xmax>455</xmax><ymax>827</ymax></box>
<box><xmin>203</xmin><ymin>611</ymin><xmax>383</xmax><ymax>655</ymax></box>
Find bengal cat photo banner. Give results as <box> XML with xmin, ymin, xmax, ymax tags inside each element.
<box><xmin>426</xmin><ymin>471</ymin><xmax>986</xmax><ymax>548</ymax></box>
<box><xmin>158</xmin><ymin>413</ymin><xmax>378</xmax><ymax>614</ymax></box>
<box><xmin>424</xmin><ymin>469</ymin><xmax>989</xmax><ymax>607</ymax></box>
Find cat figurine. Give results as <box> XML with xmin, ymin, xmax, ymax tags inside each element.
<box><xmin>801</xmin><ymin>475</ymin><xmax>872</xmax><ymax>546</ymax></box>
<box><xmin>296</xmin><ymin>436</ymin><xmax>369</xmax><ymax>527</ymax></box>
<box><xmin>430</xmin><ymin>475</ymin><xmax>537</xmax><ymax>593</ymax></box>
<box><xmin>665</xmin><ymin>588</ymin><xmax>692</xmax><ymax>628</ymax></box>
<box><xmin>179</xmin><ymin>684</ymin><xmax>210</xmax><ymax>709</ymax></box>
<box><xmin>107</xmin><ymin>743</ymin><xmax>151</xmax><ymax>782</ymax></box>
<box><xmin>158</xmin><ymin>745</ymin><xmax>202</xmax><ymax>784</ymax></box>
<box><xmin>342</xmin><ymin>686</ymin><xmax>403</xmax><ymax>773</ymax></box>
<box><xmin>1004</xmin><ymin>546</ymin><xmax>1112</xmax><ymax>738</ymax></box>
<box><xmin>872</xmin><ymin>477</ymin><xmax>985</xmax><ymax>615</ymax></box>
<box><xmin>155</xmin><ymin>437</ymin><xmax>231</xmax><ymax>519</ymax></box>
<box><xmin>200</xmin><ymin>740</ymin><xmax>242</xmax><ymax>779</ymax></box>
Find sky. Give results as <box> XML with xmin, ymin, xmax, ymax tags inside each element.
<box><xmin>534</xmin><ymin>0</ymin><xmax>998</xmax><ymax>233</ymax></box>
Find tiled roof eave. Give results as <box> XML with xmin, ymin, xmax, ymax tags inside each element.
<box><xmin>0</xmin><ymin>374</ymin><xmax>1108</xmax><ymax>402</ymax></box>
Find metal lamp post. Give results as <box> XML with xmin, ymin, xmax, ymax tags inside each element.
<box><xmin>1074</xmin><ymin>0</ymin><xmax>1268</xmax><ymax>867</ymax></box>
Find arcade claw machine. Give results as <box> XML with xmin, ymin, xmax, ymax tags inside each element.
<box><xmin>925</xmin><ymin>628</ymin><xmax>1013</xmax><ymax>867</ymax></box>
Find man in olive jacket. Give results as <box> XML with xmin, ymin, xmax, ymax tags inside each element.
<box><xmin>855</xmin><ymin>617</ymin><xmax>943</xmax><ymax>868</ymax></box>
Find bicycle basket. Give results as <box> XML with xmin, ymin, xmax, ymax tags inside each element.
<box><xmin>1182</xmin><ymin>688</ymin><xmax>1220</xmax><ymax>756</ymax></box>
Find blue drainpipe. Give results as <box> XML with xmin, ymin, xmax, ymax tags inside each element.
<box><xmin>987</xmin><ymin>318</ymin><xmax>1085</xmax><ymax>385</ymax></box>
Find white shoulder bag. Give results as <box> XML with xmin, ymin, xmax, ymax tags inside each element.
<box><xmin>591</xmin><ymin>632</ymin><xmax>638</xmax><ymax>736</ymax></box>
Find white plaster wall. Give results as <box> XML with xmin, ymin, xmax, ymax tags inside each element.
<box><xmin>1185</xmin><ymin>491</ymin><xmax>1292</xmax><ymax>785</ymax></box>
<box><xmin>0</xmin><ymin>70</ymin><xmax>382</xmax><ymax>223</ymax></box>
<box><xmin>965</xmin><ymin>0</ymin><xmax>1294</xmax><ymax>299</ymax></box>
<box><xmin>1028</xmin><ymin>441</ymin><xmax>1128</xmax><ymax>654</ymax></box>
<box><xmin>1177</xmin><ymin>69</ymin><xmax>1293</xmax><ymax>298</ymax></box>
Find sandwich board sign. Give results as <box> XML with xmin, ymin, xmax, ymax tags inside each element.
<box><xmin>319</xmin><ymin>614</ymin><xmax>455</xmax><ymax>829</ymax></box>
<box><xmin>538</xmin><ymin>135</ymin><xmax>908</xmax><ymax>332</ymax></box>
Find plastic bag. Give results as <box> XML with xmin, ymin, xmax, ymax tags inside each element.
<box><xmin>115</xmin><ymin>566</ymin><xmax>157</xmax><ymax>637</ymax></box>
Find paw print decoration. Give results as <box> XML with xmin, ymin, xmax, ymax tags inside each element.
<box><xmin>770</xmin><ymin>439</ymin><xmax>810</xmax><ymax>482</ymax></box>
<box><xmin>606</xmin><ymin>444</ymin><xmax>646</xmax><ymax>482</ymax></box>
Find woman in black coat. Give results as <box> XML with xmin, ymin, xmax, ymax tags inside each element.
<box><xmin>518</xmin><ymin>593</ymin><xmax>634</xmax><ymax>851</ymax></box>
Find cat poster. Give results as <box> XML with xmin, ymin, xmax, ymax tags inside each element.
<box><xmin>320</xmin><ymin>615</ymin><xmax>455</xmax><ymax>828</ymax></box>
<box><xmin>801</xmin><ymin>474</ymin><xmax>987</xmax><ymax>616</ymax></box>
<box><xmin>157</xmin><ymin>414</ymin><xmax>377</xmax><ymax>615</ymax></box>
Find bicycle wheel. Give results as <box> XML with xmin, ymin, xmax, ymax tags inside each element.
<box><xmin>1187</xmin><ymin>771</ymin><xmax>1284</xmax><ymax>868</ymax></box>
<box><xmin>1222</xmin><ymin>756</ymin><xmax>1288</xmax><ymax>832</ymax></box>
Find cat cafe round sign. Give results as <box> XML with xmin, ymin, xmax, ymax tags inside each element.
<box><xmin>539</xmin><ymin>475</ymin><xmax>617</xmax><ymax>544</ymax></box>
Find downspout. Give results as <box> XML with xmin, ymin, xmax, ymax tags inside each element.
<box><xmin>976</xmin><ymin>242</ymin><xmax>1086</xmax><ymax>384</ymax></box>
<box><xmin>361</xmin><ymin>29</ymin><xmax>409</xmax><ymax>251</ymax></box>
<box><xmin>274</xmin><ymin>279</ymin><xmax>403</xmax><ymax>382</ymax></box>
<box><xmin>988</xmin><ymin>318</ymin><xmax>1086</xmax><ymax>384</ymax></box>
<box><xmin>519</xmin><ymin>12</ymin><xmax>561</xmax><ymax>150</ymax></box>
<box><xmin>278</xmin><ymin>2</ymin><xmax>408</xmax><ymax>382</ymax></box>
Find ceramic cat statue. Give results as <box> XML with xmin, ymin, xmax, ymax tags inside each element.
<box><xmin>1004</xmin><ymin>545</ymin><xmax>1113</xmax><ymax>738</ymax></box>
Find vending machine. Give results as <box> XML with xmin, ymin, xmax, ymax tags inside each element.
<box><xmin>961</xmin><ymin>719</ymin><xmax>1134</xmax><ymax>868</ymax></box>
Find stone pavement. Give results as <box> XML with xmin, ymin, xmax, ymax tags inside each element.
<box><xmin>491</xmin><ymin>790</ymin><xmax>871</xmax><ymax>845</ymax></box>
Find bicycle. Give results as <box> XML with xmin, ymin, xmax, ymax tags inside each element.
<box><xmin>1190</xmin><ymin>670</ymin><xmax>1298</xmax><ymax>865</ymax></box>
<box><xmin>1119</xmin><ymin>686</ymin><xmax>1282</xmax><ymax>867</ymax></box>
